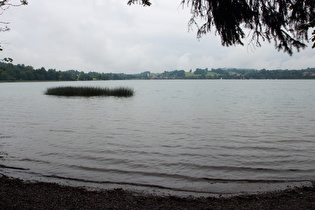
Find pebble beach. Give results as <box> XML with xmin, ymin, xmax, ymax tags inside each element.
<box><xmin>1</xmin><ymin>175</ymin><xmax>315</xmax><ymax>209</ymax></box>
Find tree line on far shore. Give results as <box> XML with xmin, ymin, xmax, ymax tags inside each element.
<box><xmin>0</xmin><ymin>63</ymin><xmax>135</xmax><ymax>81</ymax></box>
<box><xmin>0</xmin><ymin>62</ymin><xmax>315</xmax><ymax>81</ymax></box>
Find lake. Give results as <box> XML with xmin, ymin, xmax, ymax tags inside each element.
<box><xmin>1</xmin><ymin>80</ymin><xmax>315</xmax><ymax>196</ymax></box>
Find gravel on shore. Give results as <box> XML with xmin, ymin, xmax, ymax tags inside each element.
<box><xmin>0</xmin><ymin>175</ymin><xmax>315</xmax><ymax>210</ymax></box>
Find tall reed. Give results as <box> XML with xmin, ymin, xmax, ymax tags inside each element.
<box><xmin>45</xmin><ymin>86</ymin><xmax>134</xmax><ymax>97</ymax></box>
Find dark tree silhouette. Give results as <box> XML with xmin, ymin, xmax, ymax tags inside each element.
<box><xmin>128</xmin><ymin>0</ymin><xmax>315</xmax><ymax>55</ymax></box>
<box><xmin>0</xmin><ymin>0</ymin><xmax>28</xmax><ymax>53</ymax></box>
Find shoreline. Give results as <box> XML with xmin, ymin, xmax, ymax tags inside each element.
<box><xmin>1</xmin><ymin>175</ymin><xmax>314</xmax><ymax>209</ymax></box>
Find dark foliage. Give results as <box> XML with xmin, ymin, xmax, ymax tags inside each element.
<box><xmin>129</xmin><ymin>0</ymin><xmax>315</xmax><ymax>55</ymax></box>
<box><xmin>0</xmin><ymin>63</ymin><xmax>136</xmax><ymax>81</ymax></box>
<box><xmin>154</xmin><ymin>67</ymin><xmax>315</xmax><ymax>79</ymax></box>
<box><xmin>127</xmin><ymin>0</ymin><xmax>151</xmax><ymax>6</ymax></box>
<box><xmin>1</xmin><ymin>62</ymin><xmax>314</xmax><ymax>81</ymax></box>
<box><xmin>0</xmin><ymin>63</ymin><xmax>77</xmax><ymax>81</ymax></box>
<box><xmin>0</xmin><ymin>0</ymin><xmax>28</xmax><ymax>52</ymax></box>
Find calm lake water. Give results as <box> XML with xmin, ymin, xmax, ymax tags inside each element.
<box><xmin>1</xmin><ymin>80</ymin><xmax>315</xmax><ymax>196</ymax></box>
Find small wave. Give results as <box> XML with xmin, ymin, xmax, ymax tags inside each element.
<box><xmin>49</xmin><ymin>129</ymin><xmax>74</xmax><ymax>133</ymax></box>
<box><xmin>42</xmin><ymin>174</ymin><xmax>313</xmax><ymax>195</ymax></box>
<box><xmin>20</xmin><ymin>158</ymin><xmax>51</xmax><ymax>164</ymax></box>
<box><xmin>67</xmin><ymin>164</ymin><xmax>314</xmax><ymax>183</ymax></box>
<box><xmin>69</xmin><ymin>165</ymin><xmax>204</xmax><ymax>182</ymax></box>
<box><xmin>0</xmin><ymin>164</ymin><xmax>29</xmax><ymax>171</ymax></box>
<box><xmin>80</xmin><ymin>148</ymin><xmax>176</xmax><ymax>158</ymax></box>
<box><xmin>42</xmin><ymin>174</ymin><xmax>235</xmax><ymax>194</ymax></box>
<box><xmin>0</xmin><ymin>135</ymin><xmax>12</xmax><ymax>139</ymax></box>
<box><xmin>161</xmin><ymin>162</ymin><xmax>310</xmax><ymax>173</ymax></box>
<box><xmin>202</xmin><ymin>177</ymin><xmax>312</xmax><ymax>183</ymax></box>
<box><xmin>219</xmin><ymin>145</ymin><xmax>282</xmax><ymax>151</ymax></box>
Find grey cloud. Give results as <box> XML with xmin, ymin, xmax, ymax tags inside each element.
<box><xmin>1</xmin><ymin>0</ymin><xmax>314</xmax><ymax>73</ymax></box>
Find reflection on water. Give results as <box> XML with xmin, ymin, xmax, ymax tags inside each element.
<box><xmin>0</xmin><ymin>80</ymin><xmax>315</xmax><ymax>196</ymax></box>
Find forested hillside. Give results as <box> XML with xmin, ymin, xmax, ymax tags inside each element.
<box><xmin>0</xmin><ymin>62</ymin><xmax>314</xmax><ymax>81</ymax></box>
<box><xmin>0</xmin><ymin>63</ymin><xmax>134</xmax><ymax>81</ymax></box>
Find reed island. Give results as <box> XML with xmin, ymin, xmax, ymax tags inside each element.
<box><xmin>45</xmin><ymin>86</ymin><xmax>134</xmax><ymax>97</ymax></box>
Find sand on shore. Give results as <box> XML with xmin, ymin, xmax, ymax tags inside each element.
<box><xmin>1</xmin><ymin>175</ymin><xmax>315</xmax><ymax>209</ymax></box>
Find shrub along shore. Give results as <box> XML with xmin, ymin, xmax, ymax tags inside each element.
<box><xmin>0</xmin><ymin>175</ymin><xmax>314</xmax><ymax>209</ymax></box>
<box><xmin>45</xmin><ymin>86</ymin><xmax>134</xmax><ymax>97</ymax></box>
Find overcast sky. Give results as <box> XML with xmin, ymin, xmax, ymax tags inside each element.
<box><xmin>1</xmin><ymin>0</ymin><xmax>314</xmax><ymax>73</ymax></box>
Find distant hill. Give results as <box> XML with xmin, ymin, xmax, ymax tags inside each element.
<box><xmin>0</xmin><ymin>62</ymin><xmax>314</xmax><ymax>81</ymax></box>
